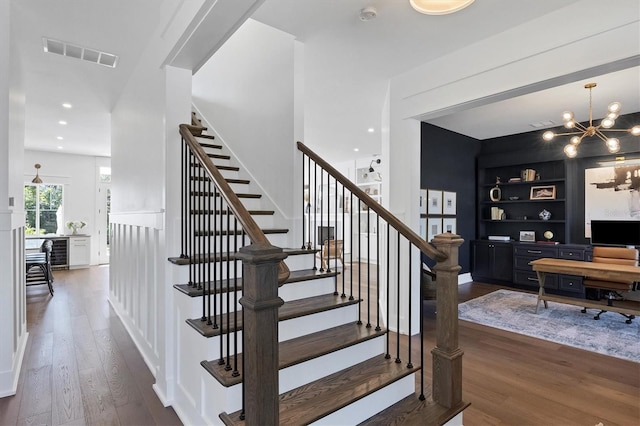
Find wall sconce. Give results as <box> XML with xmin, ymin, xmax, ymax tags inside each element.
<box><xmin>369</xmin><ymin>158</ymin><xmax>381</xmax><ymax>172</ymax></box>
<box><xmin>32</xmin><ymin>163</ymin><xmax>43</xmax><ymax>184</ymax></box>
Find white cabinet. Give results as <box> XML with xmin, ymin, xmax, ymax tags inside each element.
<box><xmin>69</xmin><ymin>236</ymin><xmax>90</xmax><ymax>269</ymax></box>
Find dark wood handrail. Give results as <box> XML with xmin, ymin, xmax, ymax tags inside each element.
<box><xmin>180</xmin><ymin>124</ymin><xmax>290</xmax><ymax>283</ymax></box>
<box><xmin>297</xmin><ymin>141</ymin><xmax>447</xmax><ymax>262</ymax></box>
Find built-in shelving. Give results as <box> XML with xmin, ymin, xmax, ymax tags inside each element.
<box><xmin>478</xmin><ymin>160</ymin><xmax>567</xmax><ymax>243</ymax></box>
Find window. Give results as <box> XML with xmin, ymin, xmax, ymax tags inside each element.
<box><xmin>99</xmin><ymin>166</ymin><xmax>111</xmax><ymax>183</ymax></box>
<box><xmin>24</xmin><ymin>184</ymin><xmax>64</xmax><ymax>235</ymax></box>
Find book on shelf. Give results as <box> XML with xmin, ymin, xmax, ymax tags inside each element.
<box><xmin>536</xmin><ymin>241</ymin><xmax>559</xmax><ymax>245</ymax></box>
<box><xmin>491</xmin><ymin>206</ymin><xmax>505</xmax><ymax>220</ymax></box>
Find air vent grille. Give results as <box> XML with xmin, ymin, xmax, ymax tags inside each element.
<box><xmin>42</xmin><ymin>37</ymin><xmax>119</xmax><ymax>68</ymax></box>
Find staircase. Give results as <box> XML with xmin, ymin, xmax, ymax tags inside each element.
<box><xmin>167</xmin><ymin>117</ymin><xmax>467</xmax><ymax>424</ymax></box>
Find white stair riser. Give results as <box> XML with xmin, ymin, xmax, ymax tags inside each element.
<box><xmin>279</xmin><ymin>276</ymin><xmax>335</xmax><ymax>302</ymax></box>
<box><xmin>200</xmin><ymin>371</ymin><xmax>242</xmax><ymax>425</ymax></box>
<box><xmin>186</xmin><ymin>233</ymin><xmax>288</xmax><ymax>251</ymax></box>
<box><xmin>190</xmin><ymin>214</ymin><xmax>275</xmax><ymax>231</ymax></box>
<box><xmin>179</xmin><ymin>303</ymin><xmax>359</xmax><ymax>356</ymax></box>
<box><xmin>309</xmin><ymin>373</ymin><xmax>416</xmax><ymax>425</ymax></box>
<box><xmin>279</xmin><ymin>335</ymin><xmax>384</xmax><ymax>394</ymax></box>
<box><xmin>279</xmin><ymin>304</ymin><xmax>359</xmax><ymax>341</ymax></box>
<box><xmin>282</xmin><ymin>252</ymin><xmax>317</xmax><ymax>271</ymax></box>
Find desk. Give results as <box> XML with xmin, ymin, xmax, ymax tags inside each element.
<box><xmin>530</xmin><ymin>258</ymin><xmax>640</xmax><ymax>316</ymax></box>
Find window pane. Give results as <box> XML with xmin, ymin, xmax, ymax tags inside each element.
<box><xmin>39</xmin><ymin>185</ymin><xmax>63</xmax><ymax>234</ymax></box>
<box><xmin>24</xmin><ymin>185</ymin><xmax>37</xmax><ymax>234</ymax></box>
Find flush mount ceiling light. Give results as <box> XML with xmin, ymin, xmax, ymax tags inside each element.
<box><xmin>409</xmin><ymin>0</ymin><xmax>475</xmax><ymax>15</ymax></box>
<box><xmin>43</xmin><ymin>37</ymin><xmax>119</xmax><ymax>68</ymax></box>
<box><xmin>542</xmin><ymin>83</ymin><xmax>640</xmax><ymax>158</ymax></box>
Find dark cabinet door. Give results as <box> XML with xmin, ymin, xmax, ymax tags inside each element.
<box><xmin>492</xmin><ymin>243</ymin><xmax>514</xmax><ymax>282</ymax></box>
<box><xmin>472</xmin><ymin>241</ymin><xmax>513</xmax><ymax>283</ymax></box>
<box><xmin>472</xmin><ymin>241</ymin><xmax>492</xmax><ymax>280</ymax></box>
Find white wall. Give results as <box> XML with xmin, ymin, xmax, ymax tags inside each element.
<box><xmin>108</xmin><ymin>0</ymin><xmax>201</xmax><ymax>410</ymax></box>
<box><xmin>192</xmin><ymin>18</ymin><xmax>298</xmax><ymax>222</ymax></box>
<box><xmin>22</xmin><ymin>150</ymin><xmax>109</xmax><ymax>265</ymax></box>
<box><xmin>0</xmin><ymin>0</ymin><xmax>28</xmax><ymax>397</ymax></box>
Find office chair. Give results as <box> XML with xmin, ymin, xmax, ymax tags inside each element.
<box><xmin>25</xmin><ymin>239</ymin><xmax>54</xmax><ymax>296</ymax></box>
<box><xmin>581</xmin><ymin>246</ymin><xmax>638</xmax><ymax>324</ymax></box>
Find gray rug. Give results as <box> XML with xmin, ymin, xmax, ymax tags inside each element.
<box><xmin>458</xmin><ymin>289</ymin><xmax>640</xmax><ymax>363</ymax></box>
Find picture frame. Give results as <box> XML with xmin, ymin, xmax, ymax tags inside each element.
<box><xmin>442</xmin><ymin>218</ymin><xmax>456</xmax><ymax>234</ymax></box>
<box><xmin>419</xmin><ymin>217</ymin><xmax>427</xmax><ymax>240</ymax></box>
<box><xmin>443</xmin><ymin>191</ymin><xmax>457</xmax><ymax>215</ymax></box>
<box><xmin>519</xmin><ymin>230</ymin><xmax>535</xmax><ymax>242</ymax></box>
<box><xmin>427</xmin><ymin>217</ymin><xmax>442</xmax><ymax>242</ymax></box>
<box><xmin>427</xmin><ymin>189</ymin><xmax>442</xmax><ymax>215</ymax></box>
<box><xmin>419</xmin><ymin>189</ymin><xmax>428</xmax><ymax>215</ymax></box>
<box><xmin>530</xmin><ymin>185</ymin><xmax>556</xmax><ymax>200</ymax></box>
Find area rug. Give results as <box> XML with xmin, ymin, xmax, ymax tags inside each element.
<box><xmin>458</xmin><ymin>289</ymin><xmax>640</xmax><ymax>363</ymax></box>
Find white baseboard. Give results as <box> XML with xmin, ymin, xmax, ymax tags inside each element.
<box><xmin>0</xmin><ymin>331</ymin><xmax>29</xmax><ymax>398</ymax></box>
<box><xmin>458</xmin><ymin>273</ymin><xmax>472</xmax><ymax>285</ymax></box>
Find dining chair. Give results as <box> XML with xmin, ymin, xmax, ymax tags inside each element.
<box><xmin>25</xmin><ymin>239</ymin><xmax>54</xmax><ymax>295</ymax></box>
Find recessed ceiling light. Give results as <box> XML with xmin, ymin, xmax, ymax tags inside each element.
<box><xmin>57</xmin><ymin>146</ymin><xmax>64</xmax><ymax>150</ymax></box>
<box><xmin>56</xmin><ymin>136</ymin><xmax>63</xmax><ymax>140</ymax></box>
<box><xmin>368</xmin><ymin>128</ymin><xmax>375</xmax><ymax>133</ymax></box>
<box><xmin>62</xmin><ymin>103</ymin><xmax>72</xmax><ymax>108</ymax></box>
<box><xmin>354</xmin><ymin>148</ymin><xmax>360</xmax><ymax>152</ymax></box>
<box><xmin>58</xmin><ymin>120</ymin><xmax>67</xmax><ymax>125</ymax></box>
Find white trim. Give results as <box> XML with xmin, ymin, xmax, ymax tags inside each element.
<box><xmin>458</xmin><ymin>272</ymin><xmax>472</xmax><ymax>285</ymax></box>
<box><xmin>110</xmin><ymin>211</ymin><xmax>164</xmax><ymax>229</ymax></box>
<box><xmin>0</xmin><ymin>331</ymin><xmax>28</xmax><ymax>397</ymax></box>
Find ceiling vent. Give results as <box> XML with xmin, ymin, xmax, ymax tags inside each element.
<box><xmin>42</xmin><ymin>37</ymin><xmax>118</xmax><ymax>68</ymax></box>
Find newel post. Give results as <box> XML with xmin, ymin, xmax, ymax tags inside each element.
<box><xmin>431</xmin><ymin>232</ymin><xmax>464</xmax><ymax>408</ymax></box>
<box><xmin>236</xmin><ymin>243</ymin><xmax>287</xmax><ymax>425</ymax></box>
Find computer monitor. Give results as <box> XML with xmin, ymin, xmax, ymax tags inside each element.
<box><xmin>317</xmin><ymin>226</ymin><xmax>335</xmax><ymax>243</ymax></box>
<box><xmin>590</xmin><ymin>220</ymin><xmax>640</xmax><ymax>247</ymax></box>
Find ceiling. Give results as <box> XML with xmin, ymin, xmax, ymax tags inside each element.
<box><xmin>11</xmin><ymin>0</ymin><xmax>640</xmax><ymax>160</ymax></box>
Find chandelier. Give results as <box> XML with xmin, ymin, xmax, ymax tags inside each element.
<box><xmin>542</xmin><ymin>82</ymin><xmax>640</xmax><ymax>158</ymax></box>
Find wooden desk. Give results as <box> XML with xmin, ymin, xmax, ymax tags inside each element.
<box><xmin>530</xmin><ymin>258</ymin><xmax>640</xmax><ymax>316</ymax></box>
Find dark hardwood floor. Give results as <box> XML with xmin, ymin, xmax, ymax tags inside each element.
<box><xmin>421</xmin><ymin>281</ymin><xmax>640</xmax><ymax>425</ymax></box>
<box><xmin>2</xmin><ymin>264</ymin><xmax>638</xmax><ymax>425</ymax></box>
<box><xmin>0</xmin><ymin>266</ymin><xmax>181</xmax><ymax>426</ymax></box>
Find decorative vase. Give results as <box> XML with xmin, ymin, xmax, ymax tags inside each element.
<box><xmin>538</xmin><ymin>209</ymin><xmax>551</xmax><ymax>221</ymax></box>
<box><xmin>489</xmin><ymin>185</ymin><xmax>501</xmax><ymax>202</ymax></box>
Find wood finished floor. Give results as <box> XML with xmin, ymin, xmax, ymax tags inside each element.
<box><xmin>0</xmin><ymin>266</ymin><xmax>181</xmax><ymax>426</ymax></box>
<box><xmin>1</xmin><ymin>264</ymin><xmax>638</xmax><ymax>425</ymax></box>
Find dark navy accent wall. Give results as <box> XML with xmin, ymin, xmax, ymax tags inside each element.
<box><xmin>420</xmin><ymin>122</ymin><xmax>480</xmax><ymax>274</ymax></box>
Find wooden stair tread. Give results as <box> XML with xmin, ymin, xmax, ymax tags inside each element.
<box><xmin>220</xmin><ymin>355</ymin><xmax>420</xmax><ymax>426</ymax></box>
<box><xmin>190</xmin><ymin>191</ymin><xmax>261</xmax><ymax>198</ymax></box>
<box><xmin>195</xmin><ymin>134</ymin><xmax>216</xmax><ymax>140</ymax></box>
<box><xmin>193</xmin><ymin>228</ymin><xmax>288</xmax><ymax>237</ymax></box>
<box><xmin>207</xmin><ymin>153</ymin><xmax>231</xmax><ymax>160</ymax></box>
<box><xmin>168</xmin><ymin>248</ymin><xmax>317</xmax><ymax>265</ymax></box>
<box><xmin>189</xmin><ymin>208</ymin><xmax>272</xmax><ymax>215</ymax></box>
<box><xmin>202</xmin><ymin>323</ymin><xmax>386</xmax><ymax>387</ymax></box>
<box><xmin>190</xmin><ymin>177</ymin><xmax>250</xmax><ymax>185</ymax></box>
<box><xmin>191</xmin><ymin>163</ymin><xmax>239</xmax><ymax>171</ymax></box>
<box><xmin>173</xmin><ymin>268</ymin><xmax>337</xmax><ymax>297</ymax></box>
<box><xmin>198</xmin><ymin>141</ymin><xmax>221</xmax><ymax>148</ymax></box>
<box><xmin>358</xmin><ymin>395</ymin><xmax>470</xmax><ymax>426</ymax></box>
<box><xmin>186</xmin><ymin>294</ymin><xmax>361</xmax><ymax>337</ymax></box>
